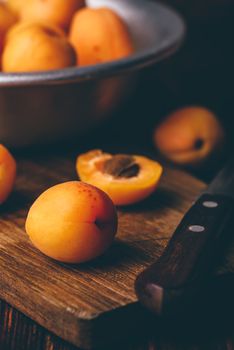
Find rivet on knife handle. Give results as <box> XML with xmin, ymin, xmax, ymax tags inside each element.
<box><xmin>135</xmin><ymin>193</ymin><xmax>234</xmax><ymax>316</ymax></box>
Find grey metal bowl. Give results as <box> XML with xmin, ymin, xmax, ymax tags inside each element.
<box><xmin>0</xmin><ymin>0</ymin><xmax>185</xmax><ymax>147</ymax></box>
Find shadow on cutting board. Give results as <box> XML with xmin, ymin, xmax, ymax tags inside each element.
<box><xmin>95</xmin><ymin>273</ymin><xmax>234</xmax><ymax>350</ymax></box>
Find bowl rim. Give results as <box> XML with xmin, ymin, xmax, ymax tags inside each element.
<box><xmin>0</xmin><ymin>2</ymin><xmax>186</xmax><ymax>87</ymax></box>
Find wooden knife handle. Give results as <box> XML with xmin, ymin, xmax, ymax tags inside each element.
<box><xmin>135</xmin><ymin>193</ymin><xmax>234</xmax><ymax>316</ymax></box>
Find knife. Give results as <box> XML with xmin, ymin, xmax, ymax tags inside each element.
<box><xmin>135</xmin><ymin>159</ymin><xmax>234</xmax><ymax>316</ymax></box>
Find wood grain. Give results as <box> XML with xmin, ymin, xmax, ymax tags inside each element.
<box><xmin>1</xmin><ymin>298</ymin><xmax>233</xmax><ymax>350</ymax></box>
<box><xmin>0</xmin><ymin>154</ymin><xmax>206</xmax><ymax>349</ymax></box>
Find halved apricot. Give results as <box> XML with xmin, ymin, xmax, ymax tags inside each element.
<box><xmin>76</xmin><ymin>150</ymin><xmax>163</xmax><ymax>206</ymax></box>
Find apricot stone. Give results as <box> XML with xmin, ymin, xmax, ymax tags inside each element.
<box><xmin>0</xmin><ymin>144</ymin><xmax>16</xmax><ymax>204</ymax></box>
<box><xmin>2</xmin><ymin>22</ymin><xmax>77</xmax><ymax>72</ymax></box>
<box><xmin>25</xmin><ymin>181</ymin><xmax>118</xmax><ymax>263</ymax></box>
<box><xmin>154</xmin><ymin>107</ymin><xmax>224</xmax><ymax>166</ymax></box>
<box><xmin>20</xmin><ymin>0</ymin><xmax>85</xmax><ymax>30</ymax></box>
<box><xmin>0</xmin><ymin>3</ymin><xmax>17</xmax><ymax>54</ymax></box>
<box><xmin>69</xmin><ymin>7</ymin><xmax>134</xmax><ymax>66</ymax></box>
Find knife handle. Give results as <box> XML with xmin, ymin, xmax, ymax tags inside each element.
<box><xmin>135</xmin><ymin>193</ymin><xmax>234</xmax><ymax>316</ymax></box>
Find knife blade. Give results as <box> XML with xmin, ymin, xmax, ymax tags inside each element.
<box><xmin>135</xmin><ymin>159</ymin><xmax>234</xmax><ymax>316</ymax></box>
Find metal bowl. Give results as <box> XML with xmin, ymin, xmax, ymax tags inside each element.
<box><xmin>0</xmin><ymin>0</ymin><xmax>185</xmax><ymax>147</ymax></box>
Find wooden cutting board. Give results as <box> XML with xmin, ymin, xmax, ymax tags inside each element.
<box><xmin>0</xmin><ymin>154</ymin><xmax>206</xmax><ymax>349</ymax></box>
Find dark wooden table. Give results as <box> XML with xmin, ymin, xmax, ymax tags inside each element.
<box><xmin>1</xmin><ymin>0</ymin><xmax>234</xmax><ymax>348</ymax></box>
<box><xmin>1</xmin><ymin>91</ymin><xmax>234</xmax><ymax>349</ymax></box>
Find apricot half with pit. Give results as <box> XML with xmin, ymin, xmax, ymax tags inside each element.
<box><xmin>76</xmin><ymin>150</ymin><xmax>163</xmax><ymax>206</ymax></box>
<box><xmin>0</xmin><ymin>144</ymin><xmax>17</xmax><ymax>204</ymax></box>
<box><xmin>2</xmin><ymin>22</ymin><xmax>77</xmax><ymax>72</ymax></box>
<box><xmin>154</xmin><ymin>107</ymin><xmax>225</xmax><ymax>166</ymax></box>
<box><xmin>25</xmin><ymin>181</ymin><xmax>118</xmax><ymax>263</ymax></box>
<box><xmin>69</xmin><ymin>7</ymin><xmax>134</xmax><ymax>66</ymax></box>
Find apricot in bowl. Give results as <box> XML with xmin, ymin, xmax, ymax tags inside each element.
<box><xmin>0</xmin><ymin>3</ymin><xmax>17</xmax><ymax>54</ymax></box>
<box><xmin>11</xmin><ymin>0</ymin><xmax>85</xmax><ymax>30</ymax></box>
<box><xmin>2</xmin><ymin>22</ymin><xmax>77</xmax><ymax>72</ymax></box>
<box><xmin>154</xmin><ymin>106</ymin><xmax>225</xmax><ymax>166</ymax></box>
<box><xmin>77</xmin><ymin>150</ymin><xmax>163</xmax><ymax>206</ymax></box>
<box><xmin>0</xmin><ymin>0</ymin><xmax>185</xmax><ymax>147</ymax></box>
<box><xmin>7</xmin><ymin>0</ymin><xmax>25</xmax><ymax>16</ymax></box>
<box><xmin>25</xmin><ymin>181</ymin><xmax>118</xmax><ymax>263</ymax></box>
<box><xmin>0</xmin><ymin>144</ymin><xmax>16</xmax><ymax>204</ymax></box>
<box><xmin>69</xmin><ymin>7</ymin><xmax>134</xmax><ymax>66</ymax></box>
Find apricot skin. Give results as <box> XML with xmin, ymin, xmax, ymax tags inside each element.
<box><xmin>0</xmin><ymin>144</ymin><xmax>17</xmax><ymax>204</ymax></box>
<box><xmin>25</xmin><ymin>181</ymin><xmax>118</xmax><ymax>263</ymax></box>
<box><xmin>19</xmin><ymin>0</ymin><xmax>85</xmax><ymax>30</ymax></box>
<box><xmin>0</xmin><ymin>3</ymin><xmax>17</xmax><ymax>54</ymax></box>
<box><xmin>154</xmin><ymin>107</ymin><xmax>224</xmax><ymax>166</ymax></box>
<box><xmin>7</xmin><ymin>0</ymin><xmax>25</xmax><ymax>16</ymax></box>
<box><xmin>2</xmin><ymin>22</ymin><xmax>77</xmax><ymax>72</ymax></box>
<box><xmin>69</xmin><ymin>7</ymin><xmax>134</xmax><ymax>66</ymax></box>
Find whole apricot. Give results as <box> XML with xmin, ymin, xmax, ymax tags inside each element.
<box><xmin>5</xmin><ymin>20</ymin><xmax>64</xmax><ymax>42</ymax></box>
<box><xmin>154</xmin><ymin>107</ymin><xmax>224</xmax><ymax>166</ymax></box>
<box><xmin>7</xmin><ymin>0</ymin><xmax>26</xmax><ymax>16</ymax></box>
<box><xmin>20</xmin><ymin>0</ymin><xmax>85</xmax><ymax>30</ymax></box>
<box><xmin>77</xmin><ymin>150</ymin><xmax>163</xmax><ymax>206</ymax></box>
<box><xmin>69</xmin><ymin>7</ymin><xmax>134</xmax><ymax>66</ymax></box>
<box><xmin>0</xmin><ymin>144</ymin><xmax>17</xmax><ymax>204</ymax></box>
<box><xmin>2</xmin><ymin>22</ymin><xmax>76</xmax><ymax>72</ymax></box>
<box><xmin>25</xmin><ymin>181</ymin><xmax>118</xmax><ymax>263</ymax></box>
<box><xmin>0</xmin><ymin>3</ymin><xmax>17</xmax><ymax>54</ymax></box>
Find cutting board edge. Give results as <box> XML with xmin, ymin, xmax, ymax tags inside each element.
<box><xmin>0</xmin><ymin>285</ymin><xmax>153</xmax><ymax>350</ymax></box>
<box><xmin>0</xmin><ymin>157</ymin><xmax>208</xmax><ymax>349</ymax></box>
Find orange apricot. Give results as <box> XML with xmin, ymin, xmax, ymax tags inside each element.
<box><xmin>7</xmin><ymin>0</ymin><xmax>25</xmax><ymax>16</ymax></box>
<box><xmin>0</xmin><ymin>3</ymin><xmax>17</xmax><ymax>54</ymax></box>
<box><xmin>0</xmin><ymin>144</ymin><xmax>17</xmax><ymax>204</ymax></box>
<box><xmin>76</xmin><ymin>150</ymin><xmax>163</xmax><ymax>206</ymax></box>
<box><xmin>2</xmin><ymin>22</ymin><xmax>77</xmax><ymax>72</ymax></box>
<box><xmin>154</xmin><ymin>107</ymin><xmax>225</xmax><ymax>166</ymax></box>
<box><xmin>20</xmin><ymin>0</ymin><xmax>85</xmax><ymax>30</ymax></box>
<box><xmin>5</xmin><ymin>20</ymin><xmax>65</xmax><ymax>42</ymax></box>
<box><xmin>69</xmin><ymin>7</ymin><xmax>134</xmax><ymax>66</ymax></box>
<box><xmin>25</xmin><ymin>181</ymin><xmax>118</xmax><ymax>263</ymax></box>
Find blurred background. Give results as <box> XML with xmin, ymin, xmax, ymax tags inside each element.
<box><xmin>157</xmin><ymin>0</ymin><xmax>234</xmax><ymax>125</ymax></box>
<box><xmin>96</xmin><ymin>0</ymin><xmax>234</xmax><ymax>181</ymax></box>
